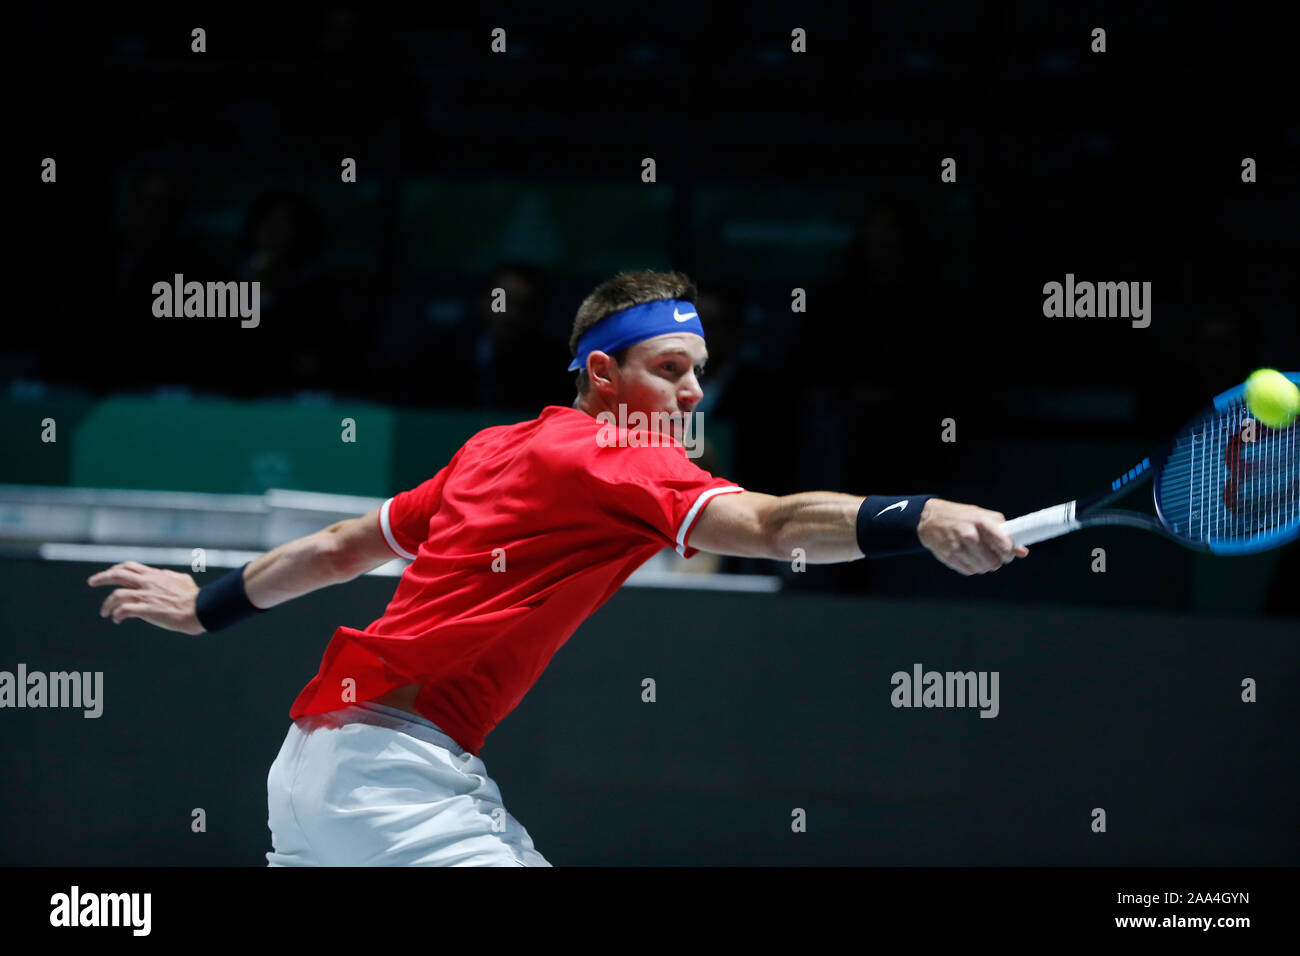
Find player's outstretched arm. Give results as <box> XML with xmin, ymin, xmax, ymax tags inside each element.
<box><xmin>690</xmin><ymin>491</ymin><xmax>1028</xmax><ymax>576</ymax></box>
<box><xmin>87</xmin><ymin>507</ymin><xmax>395</xmax><ymax>633</ymax></box>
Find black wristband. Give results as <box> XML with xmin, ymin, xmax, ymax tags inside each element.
<box><xmin>194</xmin><ymin>562</ymin><xmax>266</xmax><ymax>632</ymax></box>
<box><xmin>856</xmin><ymin>495</ymin><xmax>935</xmax><ymax>558</ymax></box>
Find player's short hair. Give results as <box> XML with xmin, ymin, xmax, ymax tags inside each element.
<box><xmin>569</xmin><ymin>269</ymin><xmax>698</xmax><ymax>396</ymax></box>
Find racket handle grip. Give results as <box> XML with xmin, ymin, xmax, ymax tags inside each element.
<box><xmin>1000</xmin><ymin>502</ymin><xmax>1080</xmax><ymax>547</ymax></box>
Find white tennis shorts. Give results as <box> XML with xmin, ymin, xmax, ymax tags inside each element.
<box><xmin>266</xmin><ymin>701</ymin><xmax>551</xmax><ymax>866</ymax></box>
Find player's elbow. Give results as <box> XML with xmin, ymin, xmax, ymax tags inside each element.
<box><xmin>736</xmin><ymin>493</ymin><xmax>789</xmax><ymax>561</ymax></box>
<box><xmin>319</xmin><ymin>523</ymin><xmax>362</xmax><ymax>581</ymax></box>
<box><xmin>760</xmin><ymin>499</ymin><xmax>798</xmax><ymax>562</ymax></box>
<box><xmin>314</xmin><ymin>528</ymin><xmax>351</xmax><ymax>580</ymax></box>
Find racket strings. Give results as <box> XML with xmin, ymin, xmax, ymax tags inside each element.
<box><xmin>1158</xmin><ymin>397</ymin><xmax>1299</xmax><ymax>544</ymax></box>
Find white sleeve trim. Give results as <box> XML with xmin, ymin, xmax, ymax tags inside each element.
<box><xmin>379</xmin><ymin>497</ymin><xmax>419</xmax><ymax>560</ymax></box>
<box><xmin>675</xmin><ymin>485</ymin><xmax>745</xmax><ymax>556</ymax></box>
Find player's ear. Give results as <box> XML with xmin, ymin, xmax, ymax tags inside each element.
<box><xmin>586</xmin><ymin>351</ymin><xmax>618</xmax><ymax>394</ymax></box>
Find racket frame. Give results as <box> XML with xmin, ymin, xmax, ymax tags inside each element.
<box><xmin>1000</xmin><ymin>372</ymin><xmax>1300</xmax><ymax>555</ymax></box>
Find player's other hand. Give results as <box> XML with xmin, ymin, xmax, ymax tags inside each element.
<box><xmin>87</xmin><ymin>561</ymin><xmax>205</xmax><ymax>634</ymax></box>
<box><xmin>916</xmin><ymin>498</ymin><xmax>1029</xmax><ymax>575</ymax></box>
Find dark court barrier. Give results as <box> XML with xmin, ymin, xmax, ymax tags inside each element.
<box><xmin>0</xmin><ymin>557</ymin><xmax>1295</xmax><ymax>866</ymax></box>
<box><xmin>0</xmin><ymin>395</ymin><xmax>735</xmax><ymax>504</ymax></box>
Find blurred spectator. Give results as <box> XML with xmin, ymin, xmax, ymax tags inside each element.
<box><xmin>1189</xmin><ymin>313</ymin><xmax>1253</xmax><ymax>397</ymax></box>
<box><xmin>693</xmin><ymin>284</ymin><xmax>750</xmax><ymax>420</ymax></box>
<box><xmin>95</xmin><ymin>172</ymin><xmax>215</xmax><ymax>394</ymax></box>
<box><xmin>779</xmin><ymin>201</ymin><xmax>960</xmax><ymax>592</ymax></box>
<box><xmin>228</xmin><ymin>190</ymin><xmax>344</xmax><ymax>398</ymax></box>
<box><xmin>281</xmin><ymin>4</ymin><xmax>436</xmax><ymax>168</ymax></box>
<box><xmin>1135</xmin><ymin>311</ymin><xmax>1257</xmax><ymax>432</ymax></box>
<box><xmin>790</xmin><ymin>200</ymin><xmax>958</xmax><ymax>485</ymax></box>
<box><xmin>113</xmin><ymin>173</ymin><xmax>188</xmax><ymax>299</ymax></box>
<box><xmin>448</xmin><ymin>263</ymin><xmax>569</xmax><ymax>411</ymax></box>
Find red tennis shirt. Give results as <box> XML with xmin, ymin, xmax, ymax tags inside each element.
<box><xmin>289</xmin><ymin>404</ymin><xmax>745</xmax><ymax>754</ymax></box>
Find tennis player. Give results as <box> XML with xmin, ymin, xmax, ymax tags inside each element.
<box><xmin>87</xmin><ymin>269</ymin><xmax>1028</xmax><ymax>866</ymax></box>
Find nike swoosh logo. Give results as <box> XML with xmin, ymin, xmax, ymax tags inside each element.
<box><xmin>673</xmin><ymin>308</ymin><xmax>697</xmax><ymax>322</ymax></box>
<box><xmin>875</xmin><ymin>500</ymin><xmax>908</xmax><ymax>517</ymax></box>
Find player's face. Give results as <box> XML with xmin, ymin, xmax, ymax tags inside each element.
<box><xmin>614</xmin><ymin>333</ymin><xmax>707</xmax><ymax>443</ymax></box>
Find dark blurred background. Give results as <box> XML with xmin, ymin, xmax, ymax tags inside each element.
<box><xmin>7</xmin><ymin>2</ymin><xmax>1300</xmax><ymax>611</ymax></box>
<box><xmin>3</xmin><ymin>0</ymin><xmax>1298</xmax><ymax>869</ymax></box>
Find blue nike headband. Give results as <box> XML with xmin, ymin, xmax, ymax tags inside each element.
<box><xmin>567</xmin><ymin>299</ymin><xmax>706</xmax><ymax>372</ymax></box>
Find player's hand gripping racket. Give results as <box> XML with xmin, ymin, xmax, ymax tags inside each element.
<box><xmin>1000</xmin><ymin>373</ymin><xmax>1300</xmax><ymax>554</ymax></box>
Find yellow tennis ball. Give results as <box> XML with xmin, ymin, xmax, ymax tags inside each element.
<box><xmin>1244</xmin><ymin>368</ymin><xmax>1300</xmax><ymax>428</ymax></box>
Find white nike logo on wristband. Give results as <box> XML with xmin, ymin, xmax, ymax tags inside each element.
<box><xmin>875</xmin><ymin>500</ymin><xmax>908</xmax><ymax>517</ymax></box>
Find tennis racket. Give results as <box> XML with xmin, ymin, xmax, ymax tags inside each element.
<box><xmin>1000</xmin><ymin>372</ymin><xmax>1300</xmax><ymax>554</ymax></box>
